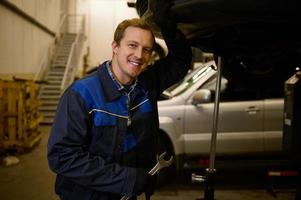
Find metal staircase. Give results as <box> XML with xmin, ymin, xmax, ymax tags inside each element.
<box><xmin>39</xmin><ymin>34</ymin><xmax>76</xmax><ymax>124</ymax></box>
<box><xmin>38</xmin><ymin>15</ymin><xmax>86</xmax><ymax>124</ymax></box>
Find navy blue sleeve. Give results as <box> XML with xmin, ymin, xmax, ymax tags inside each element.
<box><xmin>145</xmin><ymin>30</ymin><xmax>192</xmax><ymax>97</ymax></box>
<box><xmin>47</xmin><ymin>88</ymin><xmax>135</xmax><ymax>196</ymax></box>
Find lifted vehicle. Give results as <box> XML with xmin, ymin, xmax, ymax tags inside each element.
<box><xmin>157</xmin><ymin>61</ymin><xmax>286</xmax><ymax>169</ymax></box>
<box><xmin>133</xmin><ymin>0</ymin><xmax>301</xmax><ymax>90</ymax></box>
<box><xmin>130</xmin><ymin>0</ymin><xmax>300</xmax><ymax>188</ymax></box>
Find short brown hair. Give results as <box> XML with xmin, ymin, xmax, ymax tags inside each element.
<box><xmin>114</xmin><ymin>18</ymin><xmax>155</xmax><ymax>45</ymax></box>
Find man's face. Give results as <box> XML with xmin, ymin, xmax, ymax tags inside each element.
<box><xmin>112</xmin><ymin>26</ymin><xmax>154</xmax><ymax>84</ymax></box>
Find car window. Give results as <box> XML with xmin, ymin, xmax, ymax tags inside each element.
<box><xmin>168</xmin><ymin>65</ymin><xmax>214</xmax><ymax>97</ymax></box>
<box><xmin>202</xmin><ymin>74</ymin><xmax>228</xmax><ymax>92</ymax></box>
<box><xmin>200</xmin><ymin>75</ymin><xmax>283</xmax><ymax>102</ymax></box>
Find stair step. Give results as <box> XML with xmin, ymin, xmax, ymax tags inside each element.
<box><xmin>40</xmin><ymin>95</ymin><xmax>61</xmax><ymax>100</ymax></box>
<box><xmin>40</xmin><ymin>92</ymin><xmax>61</xmax><ymax>97</ymax></box>
<box><xmin>42</xmin><ymin>81</ymin><xmax>61</xmax><ymax>84</ymax></box>
<box><xmin>50</xmin><ymin>68</ymin><xmax>65</xmax><ymax>72</ymax></box>
<box><xmin>40</xmin><ymin>112</ymin><xmax>56</xmax><ymax>118</ymax></box>
<box><xmin>52</xmin><ymin>64</ymin><xmax>66</xmax><ymax>68</ymax></box>
<box><xmin>40</xmin><ymin>90</ymin><xmax>61</xmax><ymax>95</ymax></box>
<box><xmin>58</xmin><ymin>47</ymin><xmax>72</xmax><ymax>50</ymax></box>
<box><xmin>62</xmin><ymin>42</ymin><xmax>74</xmax><ymax>45</ymax></box>
<box><xmin>55</xmin><ymin>56</ymin><xmax>69</xmax><ymax>60</ymax></box>
<box><xmin>45</xmin><ymin>76</ymin><xmax>63</xmax><ymax>81</ymax></box>
<box><xmin>63</xmin><ymin>37</ymin><xmax>75</xmax><ymax>39</ymax></box>
<box><xmin>55</xmin><ymin>60</ymin><xmax>68</xmax><ymax>63</ymax></box>
<box><xmin>64</xmin><ymin>38</ymin><xmax>76</xmax><ymax>41</ymax></box>
<box><xmin>39</xmin><ymin>105</ymin><xmax>58</xmax><ymax>111</ymax></box>
<box><xmin>40</xmin><ymin>117</ymin><xmax>54</xmax><ymax>124</ymax></box>
<box><xmin>58</xmin><ymin>46</ymin><xmax>71</xmax><ymax>49</ymax></box>
<box><xmin>62</xmin><ymin>39</ymin><xmax>73</xmax><ymax>42</ymax></box>
<box><xmin>48</xmin><ymin>71</ymin><xmax>64</xmax><ymax>76</ymax></box>
<box><xmin>51</xmin><ymin>65</ymin><xmax>66</xmax><ymax>69</ymax></box>
<box><xmin>56</xmin><ymin>51</ymin><xmax>70</xmax><ymax>55</ymax></box>
<box><xmin>53</xmin><ymin>60</ymin><xmax>67</xmax><ymax>63</ymax></box>
<box><xmin>55</xmin><ymin>58</ymin><xmax>68</xmax><ymax>61</ymax></box>
<box><xmin>64</xmin><ymin>36</ymin><xmax>76</xmax><ymax>39</ymax></box>
<box><xmin>54</xmin><ymin>61</ymin><xmax>68</xmax><ymax>64</ymax></box>
<box><xmin>40</xmin><ymin>89</ymin><xmax>60</xmax><ymax>95</ymax></box>
<box><xmin>41</xmin><ymin>100</ymin><xmax>59</xmax><ymax>106</ymax></box>
<box><xmin>48</xmin><ymin>72</ymin><xmax>64</xmax><ymax>77</ymax></box>
<box><xmin>42</xmin><ymin>85</ymin><xmax>60</xmax><ymax>90</ymax></box>
<box><xmin>56</xmin><ymin>53</ymin><xmax>70</xmax><ymax>57</ymax></box>
<box><xmin>53</xmin><ymin>62</ymin><xmax>67</xmax><ymax>65</ymax></box>
<box><xmin>57</xmin><ymin>47</ymin><xmax>71</xmax><ymax>50</ymax></box>
<box><xmin>47</xmin><ymin>72</ymin><xmax>64</xmax><ymax>75</ymax></box>
<box><xmin>45</xmin><ymin>80</ymin><xmax>61</xmax><ymax>85</ymax></box>
<box><xmin>57</xmin><ymin>50</ymin><xmax>70</xmax><ymax>54</ymax></box>
<box><xmin>63</xmin><ymin>37</ymin><xmax>75</xmax><ymax>40</ymax></box>
<box><xmin>45</xmin><ymin>78</ymin><xmax>63</xmax><ymax>82</ymax></box>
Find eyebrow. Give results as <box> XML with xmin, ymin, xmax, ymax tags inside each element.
<box><xmin>128</xmin><ymin>40</ymin><xmax>153</xmax><ymax>49</ymax></box>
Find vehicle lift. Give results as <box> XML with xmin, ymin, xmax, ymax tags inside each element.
<box><xmin>191</xmin><ymin>56</ymin><xmax>224</xmax><ymax>200</ymax></box>
<box><xmin>266</xmin><ymin>69</ymin><xmax>301</xmax><ymax>198</ymax></box>
<box><xmin>282</xmin><ymin>70</ymin><xmax>301</xmax><ymax>198</ymax></box>
<box><xmin>191</xmin><ymin>58</ymin><xmax>301</xmax><ymax>199</ymax></box>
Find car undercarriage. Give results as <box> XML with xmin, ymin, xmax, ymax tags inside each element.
<box><xmin>134</xmin><ymin>0</ymin><xmax>301</xmax><ymax>90</ymax></box>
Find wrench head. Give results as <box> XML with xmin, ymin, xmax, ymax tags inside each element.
<box><xmin>158</xmin><ymin>152</ymin><xmax>173</xmax><ymax>167</ymax></box>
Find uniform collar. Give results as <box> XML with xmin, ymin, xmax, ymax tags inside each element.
<box><xmin>98</xmin><ymin>61</ymin><xmax>138</xmax><ymax>101</ymax></box>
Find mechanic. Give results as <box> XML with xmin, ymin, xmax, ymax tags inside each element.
<box><xmin>47</xmin><ymin>1</ymin><xmax>192</xmax><ymax>200</ymax></box>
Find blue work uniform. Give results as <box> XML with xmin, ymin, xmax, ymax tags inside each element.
<box><xmin>47</xmin><ymin>33</ymin><xmax>192</xmax><ymax>200</ymax></box>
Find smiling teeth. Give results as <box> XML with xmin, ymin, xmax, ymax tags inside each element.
<box><xmin>130</xmin><ymin>61</ymin><xmax>140</xmax><ymax>66</ymax></box>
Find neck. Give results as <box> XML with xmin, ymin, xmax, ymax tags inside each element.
<box><xmin>110</xmin><ymin>60</ymin><xmax>133</xmax><ymax>85</ymax></box>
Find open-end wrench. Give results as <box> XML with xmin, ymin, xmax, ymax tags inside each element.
<box><xmin>120</xmin><ymin>152</ymin><xmax>173</xmax><ymax>200</ymax></box>
<box><xmin>148</xmin><ymin>152</ymin><xmax>173</xmax><ymax>175</ymax></box>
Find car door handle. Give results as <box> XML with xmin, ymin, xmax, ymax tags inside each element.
<box><xmin>245</xmin><ymin>106</ymin><xmax>260</xmax><ymax>114</ymax></box>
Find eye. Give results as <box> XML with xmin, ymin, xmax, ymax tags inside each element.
<box><xmin>128</xmin><ymin>43</ymin><xmax>137</xmax><ymax>48</ymax></box>
<box><xmin>144</xmin><ymin>48</ymin><xmax>153</xmax><ymax>55</ymax></box>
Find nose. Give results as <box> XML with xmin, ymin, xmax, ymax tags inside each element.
<box><xmin>134</xmin><ymin>47</ymin><xmax>143</xmax><ymax>59</ymax></box>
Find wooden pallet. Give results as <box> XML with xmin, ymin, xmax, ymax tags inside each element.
<box><xmin>0</xmin><ymin>80</ymin><xmax>43</xmax><ymax>152</ymax></box>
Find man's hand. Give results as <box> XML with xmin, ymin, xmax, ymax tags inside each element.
<box><xmin>154</xmin><ymin>0</ymin><xmax>177</xmax><ymax>38</ymax></box>
<box><xmin>133</xmin><ymin>168</ymin><xmax>151</xmax><ymax>196</ymax></box>
<box><xmin>133</xmin><ymin>168</ymin><xmax>157</xmax><ymax>197</ymax></box>
<box><xmin>144</xmin><ymin>174</ymin><xmax>157</xmax><ymax>199</ymax></box>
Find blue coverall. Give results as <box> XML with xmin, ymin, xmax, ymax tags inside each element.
<box><xmin>47</xmin><ymin>33</ymin><xmax>192</xmax><ymax>200</ymax></box>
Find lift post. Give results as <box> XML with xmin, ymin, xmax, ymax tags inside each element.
<box><xmin>283</xmin><ymin>70</ymin><xmax>301</xmax><ymax>198</ymax></box>
<box><xmin>191</xmin><ymin>56</ymin><xmax>223</xmax><ymax>200</ymax></box>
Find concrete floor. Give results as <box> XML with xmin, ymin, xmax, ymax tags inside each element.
<box><xmin>0</xmin><ymin>126</ymin><xmax>296</xmax><ymax>200</ymax></box>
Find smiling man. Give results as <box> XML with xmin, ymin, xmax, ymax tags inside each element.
<box><xmin>47</xmin><ymin>12</ymin><xmax>191</xmax><ymax>200</ymax></box>
<box><xmin>111</xmin><ymin>25</ymin><xmax>154</xmax><ymax>84</ymax></box>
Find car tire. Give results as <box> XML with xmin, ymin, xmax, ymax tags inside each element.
<box><xmin>156</xmin><ymin>131</ymin><xmax>177</xmax><ymax>187</ymax></box>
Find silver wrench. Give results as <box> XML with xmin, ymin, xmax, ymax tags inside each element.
<box><xmin>120</xmin><ymin>152</ymin><xmax>173</xmax><ymax>200</ymax></box>
<box><xmin>148</xmin><ymin>152</ymin><xmax>173</xmax><ymax>175</ymax></box>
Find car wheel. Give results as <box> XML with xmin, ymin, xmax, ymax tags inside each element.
<box><xmin>156</xmin><ymin>131</ymin><xmax>177</xmax><ymax>187</ymax></box>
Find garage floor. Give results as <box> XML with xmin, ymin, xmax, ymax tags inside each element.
<box><xmin>0</xmin><ymin>126</ymin><xmax>296</xmax><ymax>200</ymax></box>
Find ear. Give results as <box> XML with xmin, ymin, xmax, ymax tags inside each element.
<box><xmin>112</xmin><ymin>41</ymin><xmax>119</xmax><ymax>54</ymax></box>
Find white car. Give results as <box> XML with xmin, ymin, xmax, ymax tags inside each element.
<box><xmin>157</xmin><ymin>61</ymin><xmax>284</xmax><ymax>169</ymax></box>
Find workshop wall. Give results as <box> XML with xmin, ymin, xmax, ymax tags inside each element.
<box><xmin>0</xmin><ymin>0</ymin><xmax>60</xmax><ymax>80</ymax></box>
<box><xmin>76</xmin><ymin>0</ymin><xmax>138</xmax><ymax>70</ymax></box>
<box><xmin>0</xmin><ymin>0</ymin><xmax>138</xmax><ymax>79</ymax></box>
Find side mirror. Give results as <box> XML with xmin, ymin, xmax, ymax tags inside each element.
<box><xmin>192</xmin><ymin>89</ymin><xmax>211</xmax><ymax>104</ymax></box>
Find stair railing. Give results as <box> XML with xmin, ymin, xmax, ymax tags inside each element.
<box><xmin>60</xmin><ymin>14</ymin><xmax>86</xmax><ymax>91</ymax></box>
<box><xmin>34</xmin><ymin>14</ymin><xmax>67</xmax><ymax>83</ymax></box>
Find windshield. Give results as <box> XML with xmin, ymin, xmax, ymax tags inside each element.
<box><xmin>163</xmin><ymin>64</ymin><xmax>215</xmax><ymax>98</ymax></box>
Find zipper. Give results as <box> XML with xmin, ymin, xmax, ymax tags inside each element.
<box><xmin>127</xmin><ymin>93</ymin><xmax>131</xmax><ymax>126</ymax></box>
